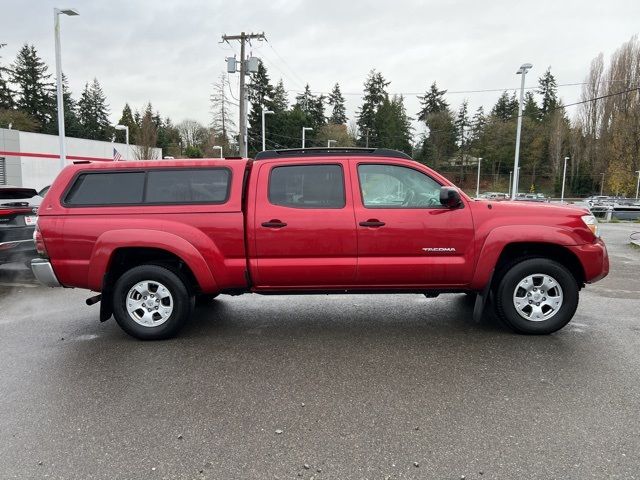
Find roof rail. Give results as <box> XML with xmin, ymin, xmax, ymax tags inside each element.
<box><xmin>254</xmin><ymin>147</ymin><xmax>412</xmax><ymax>161</ymax></box>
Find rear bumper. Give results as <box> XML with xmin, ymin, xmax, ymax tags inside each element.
<box><xmin>567</xmin><ymin>238</ymin><xmax>609</xmax><ymax>284</ymax></box>
<box><xmin>30</xmin><ymin>258</ymin><xmax>62</xmax><ymax>287</ymax></box>
<box><xmin>0</xmin><ymin>239</ymin><xmax>36</xmax><ymax>263</ymax></box>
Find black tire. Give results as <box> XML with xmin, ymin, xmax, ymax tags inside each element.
<box><xmin>195</xmin><ymin>293</ymin><xmax>219</xmax><ymax>306</ymax></box>
<box><xmin>112</xmin><ymin>264</ymin><xmax>192</xmax><ymax>340</ymax></box>
<box><xmin>495</xmin><ymin>258</ymin><xmax>579</xmax><ymax>335</ymax></box>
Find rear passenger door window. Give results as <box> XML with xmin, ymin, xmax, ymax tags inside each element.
<box><xmin>65</xmin><ymin>172</ymin><xmax>145</xmax><ymax>205</ymax></box>
<box><xmin>268</xmin><ymin>164</ymin><xmax>345</xmax><ymax>208</ymax></box>
<box><xmin>145</xmin><ymin>169</ymin><xmax>230</xmax><ymax>204</ymax></box>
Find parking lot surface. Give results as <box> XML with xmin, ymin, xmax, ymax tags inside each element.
<box><xmin>1</xmin><ymin>223</ymin><xmax>639</xmax><ymax>479</ymax></box>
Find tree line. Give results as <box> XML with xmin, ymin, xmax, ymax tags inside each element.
<box><xmin>2</xmin><ymin>35</ymin><xmax>639</xmax><ymax>196</ymax></box>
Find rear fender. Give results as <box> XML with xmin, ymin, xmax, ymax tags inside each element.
<box><xmin>470</xmin><ymin>225</ymin><xmax>582</xmax><ymax>290</ymax></box>
<box><xmin>87</xmin><ymin>229</ymin><xmax>219</xmax><ymax>292</ymax></box>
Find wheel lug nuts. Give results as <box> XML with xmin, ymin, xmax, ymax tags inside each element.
<box><xmin>529</xmin><ymin>300</ymin><xmax>532</xmax><ymax>304</ymax></box>
<box><xmin>536</xmin><ymin>302</ymin><xmax>540</xmax><ymax>306</ymax></box>
<box><xmin>543</xmin><ymin>297</ymin><xmax>546</xmax><ymax>301</ymax></box>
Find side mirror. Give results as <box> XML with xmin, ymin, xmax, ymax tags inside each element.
<box><xmin>440</xmin><ymin>186</ymin><xmax>463</xmax><ymax>209</ymax></box>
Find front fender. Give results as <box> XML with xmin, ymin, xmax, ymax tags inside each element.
<box><xmin>87</xmin><ymin>229</ymin><xmax>218</xmax><ymax>292</ymax></box>
<box><xmin>470</xmin><ymin>225</ymin><xmax>583</xmax><ymax>290</ymax></box>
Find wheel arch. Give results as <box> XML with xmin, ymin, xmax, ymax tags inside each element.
<box><xmin>88</xmin><ymin>229</ymin><xmax>219</xmax><ymax>293</ymax></box>
<box><xmin>492</xmin><ymin>242</ymin><xmax>585</xmax><ymax>290</ymax></box>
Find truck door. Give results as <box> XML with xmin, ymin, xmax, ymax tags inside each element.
<box><xmin>251</xmin><ymin>161</ymin><xmax>358</xmax><ymax>288</ymax></box>
<box><xmin>351</xmin><ymin>161</ymin><xmax>475</xmax><ymax>287</ymax></box>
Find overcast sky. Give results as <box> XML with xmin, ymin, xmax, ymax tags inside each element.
<box><xmin>2</xmin><ymin>0</ymin><xmax>639</xmax><ymax>137</ymax></box>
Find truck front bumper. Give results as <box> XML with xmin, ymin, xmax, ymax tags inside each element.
<box><xmin>568</xmin><ymin>238</ymin><xmax>609</xmax><ymax>284</ymax></box>
<box><xmin>31</xmin><ymin>258</ymin><xmax>62</xmax><ymax>287</ymax></box>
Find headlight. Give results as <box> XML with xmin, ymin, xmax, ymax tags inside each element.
<box><xmin>581</xmin><ymin>214</ymin><xmax>599</xmax><ymax>237</ymax></box>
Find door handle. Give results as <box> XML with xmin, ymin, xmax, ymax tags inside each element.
<box><xmin>261</xmin><ymin>219</ymin><xmax>287</xmax><ymax>228</ymax></box>
<box><xmin>359</xmin><ymin>219</ymin><xmax>385</xmax><ymax>228</ymax></box>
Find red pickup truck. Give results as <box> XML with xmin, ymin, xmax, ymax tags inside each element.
<box><xmin>31</xmin><ymin>148</ymin><xmax>609</xmax><ymax>340</ymax></box>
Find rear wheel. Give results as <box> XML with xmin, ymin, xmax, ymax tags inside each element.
<box><xmin>112</xmin><ymin>264</ymin><xmax>192</xmax><ymax>340</ymax></box>
<box><xmin>495</xmin><ymin>258</ymin><xmax>579</xmax><ymax>334</ymax></box>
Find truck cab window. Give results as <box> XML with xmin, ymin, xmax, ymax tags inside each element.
<box><xmin>358</xmin><ymin>164</ymin><xmax>442</xmax><ymax>208</ymax></box>
<box><xmin>269</xmin><ymin>164</ymin><xmax>345</xmax><ymax>208</ymax></box>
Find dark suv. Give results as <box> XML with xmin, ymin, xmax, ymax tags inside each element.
<box><xmin>0</xmin><ymin>187</ymin><xmax>41</xmax><ymax>265</ymax></box>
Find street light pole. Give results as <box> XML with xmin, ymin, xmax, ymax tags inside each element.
<box><xmin>561</xmin><ymin>156</ymin><xmax>569</xmax><ymax>203</ymax></box>
<box><xmin>302</xmin><ymin>127</ymin><xmax>313</xmax><ymax>148</ymax></box>
<box><xmin>511</xmin><ymin>63</ymin><xmax>532</xmax><ymax>200</ymax></box>
<box><xmin>600</xmin><ymin>173</ymin><xmax>605</xmax><ymax>196</ymax></box>
<box><xmin>115</xmin><ymin>125</ymin><xmax>129</xmax><ymax>160</ymax></box>
<box><xmin>261</xmin><ymin>108</ymin><xmax>274</xmax><ymax>152</ymax></box>
<box><xmin>508</xmin><ymin>171</ymin><xmax>512</xmax><ymax>197</ymax></box>
<box><xmin>54</xmin><ymin>7</ymin><xmax>79</xmax><ymax>171</ymax></box>
<box><xmin>476</xmin><ymin>157</ymin><xmax>482</xmax><ymax>198</ymax></box>
<box><xmin>327</xmin><ymin>139</ymin><xmax>337</xmax><ymax>148</ymax></box>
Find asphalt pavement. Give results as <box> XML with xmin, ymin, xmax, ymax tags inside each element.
<box><xmin>1</xmin><ymin>223</ymin><xmax>639</xmax><ymax>479</ymax></box>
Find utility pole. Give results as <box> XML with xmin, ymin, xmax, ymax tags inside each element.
<box><xmin>221</xmin><ymin>32</ymin><xmax>266</xmax><ymax>158</ymax></box>
<box><xmin>511</xmin><ymin>63</ymin><xmax>532</xmax><ymax>200</ymax></box>
<box><xmin>561</xmin><ymin>156</ymin><xmax>569</xmax><ymax>203</ymax></box>
<box><xmin>476</xmin><ymin>157</ymin><xmax>482</xmax><ymax>198</ymax></box>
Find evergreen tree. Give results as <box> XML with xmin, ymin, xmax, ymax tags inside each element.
<box><xmin>327</xmin><ymin>83</ymin><xmax>347</xmax><ymax>125</ymax></box>
<box><xmin>308</xmin><ymin>93</ymin><xmax>326</xmax><ymax>129</ymax></box>
<box><xmin>417</xmin><ymin>82</ymin><xmax>449</xmax><ymax>121</ymax></box>
<box><xmin>11</xmin><ymin>44</ymin><xmax>56</xmax><ymax>132</ymax></box>
<box><xmin>538</xmin><ymin>68</ymin><xmax>558</xmax><ymax>117</ymax></box>
<box><xmin>523</xmin><ymin>91</ymin><xmax>540</xmax><ymax>121</ymax></box>
<box><xmin>0</xmin><ymin>43</ymin><xmax>14</xmax><ymax>109</ymax></box>
<box><xmin>271</xmin><ymin>79</ymin><xmax>288</xmax><ymax>112</ymax></box>
<box><xmin>156</xmin><ymin>116</ymin><xmax>181</xmax><ymax>157</ymax></box>
<box><xmin>247</xmin><ymin>61</ymin><xmax>275</xmax><ymax>154</ymax></box>
<box><xmin>491</xmin><ymin>91</ymin><xmax>519</xmax><ymax>121</ymax></box>
<box><xmin>416</xmin><ymin>81</ymin><xmax>456</xmax><ymax>168</ymax></box>
<box><xmin>135</xmin><ymin>102</ymin><xmax>158</xmax><ymax>159</ymax></box>
<box><xmin>116</xmin><ymin>103</ymin><xmax>138</xmax><ymax>143</ymax></box>
<box><xmin>374</xmin><ymin>95</ymin><xmax>412</xmax><ymax>154</ymax></box>
<box><xmin>455</xmin><ymin>100</ymin><xmax>470</xmax><ymax>148</ymax></box>
<box><xmin>294</xmin><ymin>84</ymin><xmax>315</xmax><ymax>114</ymax></box>
<box><xmin>454</xmin><ymin>100</ymin><xmax>471</xmax><ymax>179</ymax></box>
<box><xmin>356</xmin><ymin>69</ymin><xmax>389</xmax><ymax>146</ymax></box>
<box><xmin>77</xmin><ymin>78</ymin><xmax>111</xmax><ymax>140</ymax></box>
<box><xmin>60</xmin><ymin>73</ymin><xmax>81</xmax><ymax>138</ymax></box>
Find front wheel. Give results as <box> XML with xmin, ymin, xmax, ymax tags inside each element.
<box><xmin>495</xmin><ymin>258</ymin><xmax>579</xmax><ymax>334</ymax></box>
<box><xmin>112</xmin><ymin>264</ymin><xmax>192</xmax><ymax>340</ymax></box>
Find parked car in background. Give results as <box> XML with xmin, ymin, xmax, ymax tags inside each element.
<box><xmin>478</xmin><ymin>192</ymin><xmax>509</xmax><ymax>201</ymax></box>
<box><xmin>514</xmin><ymin>193</ymin><xmax>549</xmax><ymax>202</ymax></box>
<box><xmin>32</xmin><ymin>148</ymin><xmax>608</xmax><ymax>340</ymax></box>
<box><xmin>0</xmin><ymin>186</ymin><xmax>41</xmax><ymax>265</ymax></box>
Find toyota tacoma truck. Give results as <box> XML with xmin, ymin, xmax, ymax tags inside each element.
<box><xmin>31</xmin><ymin>148</ymin><xmax>609</xmax><ymax>340</ymax></box>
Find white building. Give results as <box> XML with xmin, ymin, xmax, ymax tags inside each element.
<box><xmin>0</xmin><ymin>128</ymin><xmax>162</xmax><ymax>190</ymax></box>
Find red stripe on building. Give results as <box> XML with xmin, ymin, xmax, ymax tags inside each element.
<box><xmin>0</xmin><ymin>150</ymin><xmax>115</xmax><ymax>162</ymax></box>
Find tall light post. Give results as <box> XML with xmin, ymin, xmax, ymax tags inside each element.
<box><xmin>600</xmin><ymin>173</ymin><xmax>605</xmax><ymax>196</ymax></box>
<box><xmin>635</xmin><ymin>170</ymin><xmax>640</xmax><ymax>200</ymax></box>
<box><xmin>560</xmin><ymin>156</ymin><xmax>569</xmax><ymax>203</ymax></box>
<box><xmin>114</xmin><ymin>125</ymin><xmax>129</xmax><ymax>161</ymax></box>
<box><xmin>302</xmin><ymin>127</ymin><xmax>313</xmax><ymax>148</ymax></box>
<box><xmin>327</xmin><ymin>139</ymin><xmax>337</xmax><ymax>148</ymax></box>
<box><xmin>475</xmin><ymin>157</ymin><xmax>482</xmax><ymax>198</ymax></box>
<box><xmin>511</xmin><ymin>63</ymin><xmax>533</xmax><ymax>200</ymax></box>
<box><xmin>508</xmin><ymin>170</ymin><xmax>512</xmax><ymax>197</ymax></box>
<box><xmin>54</xmin><ymin>7</ymin><xmax>79</xmax><ymax>171</ymax></box>
<box><xmin>212</xmin><ymin>146</ymin><xmax>223</xmax><ymax>158</ymax></box>
<box><xmin>261</xmin><ymin>108</ymin><xmax>274</xmax><ymax>151</ymax></box>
